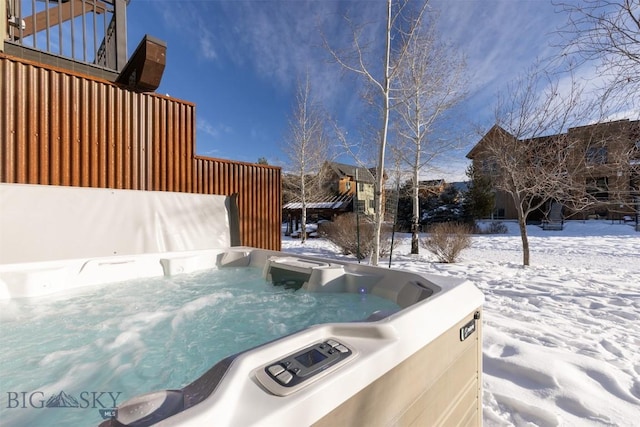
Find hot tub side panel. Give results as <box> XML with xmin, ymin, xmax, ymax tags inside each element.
<box><xmin>312</xmin><ymin>309</ymin><xmax>482</xmax><ymax>427</ymax></box>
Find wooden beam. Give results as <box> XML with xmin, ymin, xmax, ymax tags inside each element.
<box><xmin>20</xmin><ymin>0</ymin><xmax>109</xmax><ymax>39</ymax></box>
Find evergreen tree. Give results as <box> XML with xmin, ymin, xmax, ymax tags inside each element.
<box><xmin>464</xmin><ymin>164</ymin><xmax>494</xmax><ymax>220</ymax></box>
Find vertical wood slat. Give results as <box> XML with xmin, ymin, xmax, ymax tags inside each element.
<box><xmin>20</xmin><ymin>64</ymin><xmax>29</xmax><ymax>183</ymax></box>
<box><xmin>49</xmin><ymin>70</ymin><xmax>60</xmax><ymax>185</ymax></box>
<box><xmin>0</xmin><ymin>58</ymin><xmax>7</xmax><ymax>183</ymax></box>
<box><xmin>26</xmin><ymin>64</ymin><xmax>38</xmax><ymax>184</ymax></box>
<box><xmin>89</xmin><ymin>79</ymin><xmax>98</xmax><ymax>187</ymax></box>
<box><xmin>71</xmin><ymin>75</ymin><xmax>81</xmax><ymax>187</ymax></box>
<box><xmin>130</xmin><ymin>92</ymin><xmax>139</xmax><ymax>190</ymax></box>
<box><xmin>1</xmin><ymin>54</ymin><xmax>281</xmax><ymax>251</ymax></box>
<box><xmin>38</xmin><ymin>68</ymin><xmax>50</xmax><ymax>185</ymax></box>
<box><xmin>60</xmin><ymin>71</ymin><xmax>71</xmax><ymax>186</ymax></box>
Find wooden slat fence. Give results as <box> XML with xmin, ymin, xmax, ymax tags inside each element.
<box><xmin>0</xmin><ymin>53</ymin><xmax>282</xmax><ymax>250</ymax></box>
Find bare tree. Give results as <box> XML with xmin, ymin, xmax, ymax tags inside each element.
<box><xmin>475</xmin><ymin>66</ymin><xmax>594</xmax><ymax>266</ymax></box>
<box><xmin>392</xmin><ymin>12</ymin><xmax>468</xmax><ymax>254</ymax></box>
<box><xmin>554</xmin><ymin>0</ymin><xmax>640</xmax><ymax>106</ymax></box>
<box><xmin>325</xmin><ymin>0</ymin><xmax>431</xmax><ymax>265</ymax></box>
<box><xmin>283</xmin><ymin>75</ymin><xmax>331</xmax><ymax>243</ymax></box>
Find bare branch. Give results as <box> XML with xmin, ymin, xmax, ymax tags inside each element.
<box><xmin>554</xmin><ymin>0</ymin><xmax>640</xmax><ymax>106</ymax></box>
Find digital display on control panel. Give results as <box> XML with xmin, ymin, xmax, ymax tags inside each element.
<box><xmin>256</xmin><ymin>339</ymin><xmax>355</xmax><ymax>395</ymax></box>
<box><xmin>295</xmin><ymin>348</ymin><xmax>327</xmax><ymax>368</ymax></box>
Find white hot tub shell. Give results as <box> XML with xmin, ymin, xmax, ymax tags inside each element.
<box><xmin>0</xmin><ymin>184</ymin><xmax>484</xmax><ymax>426</ymax></box>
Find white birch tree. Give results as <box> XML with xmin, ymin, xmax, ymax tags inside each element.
<box><xmin>283</xmin><ymin>75</ymin><xmax>331</xmax><ymax>244</ymax></box>
<box><xmin>325</xmin><ymin>0</ymin><xmax>430</xmax><ymax>265</ymax></box>
<box><xmin>392</xmin><ymin>13</ymin><xmax>468</xmax><ymax>254</ymax></box>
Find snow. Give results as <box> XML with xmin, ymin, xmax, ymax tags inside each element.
<box><xmin>282</xmin><ymin>220</ymin><xmax>640</xmax><ymax>426</ymax></box>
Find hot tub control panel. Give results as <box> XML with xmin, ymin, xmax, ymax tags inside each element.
<box><xmin>256</xmin><ymin>339</ymin><xmax>355</xmax><ymax>396</ymax></box>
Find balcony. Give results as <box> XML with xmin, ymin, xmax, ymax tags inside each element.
<box><xmin>2</xmin><ymin>0</ymin><xmax>128</xmax><ymax>81</ymax></box>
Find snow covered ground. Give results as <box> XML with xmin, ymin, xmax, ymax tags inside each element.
<box><xmin>282</xmin><ymin>220</ymin><xmax>640</xmax><ymax>426</ymax></box>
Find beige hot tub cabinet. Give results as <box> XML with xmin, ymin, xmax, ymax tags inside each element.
<box><xmin>313</xmin><ymin>309</ymin><xmax>482</xmax><ymax>427</ymax></box>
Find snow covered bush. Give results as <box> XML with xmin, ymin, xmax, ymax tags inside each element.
<box><xmin>421</xmin><ymin>222</ymin><xmax>473</xmax><ymax>263</ymax></box>
<box><xmin>320</xmin><ymin>213</ymin><xmax>394</xmax><ymax>260</ymax></box>
<box><xmin>481</xmin><ymin>221</ymin><xmax>508</xmax><ymax>234</ymax></box>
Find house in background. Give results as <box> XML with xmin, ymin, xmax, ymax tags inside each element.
<box><xmin>320</xmin><ymin>162</ymin><xmax>378</xmax><ymax>216</ymax></box>
<box><xmin>467</xmin><ymin>119</ymin><xmax>640</xmax><ymax>222</ymax></box>
<box><xmin>282</xmin><ymin>162</ymin><xmax>379</xmax><ymax>234</ymax></box>
<box><xmin>418</xmin><ymin>179</ymin><xmax>447</xmax><ymax>198</ymax></box>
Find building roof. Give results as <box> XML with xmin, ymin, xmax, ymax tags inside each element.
<box><xmin>419</xmin><ymin>179</ymin><xmax>445</xmax><ymax>187</ymax></box>
<box><xmin>283</xmin><ymin>193</ymin><xmax>353</xmax><ymax>211</ymax></box>
<box><xmin>326</xmin><ymin>162</ymin><xmax>376</xmax><ymax>184</ymax></box>
<box><xmin>467</xmin><ymin>119</ymin><xmax>640</xmax><ymax>160</ymax></box>
<box><xmin>466</xmin><ymin>125</ymin><xmax>514</xmax><ymax>159</ymax></box>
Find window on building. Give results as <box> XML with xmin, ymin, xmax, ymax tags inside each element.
<box><xmin>630</xmin><ymin>174</ymin><xmax>640</xmax><ymax>192</ymax></box>
<box><xmin>345</xmin><ymin>181</ymin><xmax>351</xmax><ymax>191</ymax></box>
<box><xmin>632</xmin><ymin>140</ymin><xmax>640</xmax><ymax>166</ymax></box>
<box><xmin>586</xmin><ymin>146</ymin><xmax>608</xmax><ymax>164</ymax></box>
<box><xmin>480</xmin><ymin>158</ymin><xmax>498</xmax><ymax>174</ymax></box>
<box><xmin>356</xmin><ymin>200</ymin><xmax>366</xmax><ymax>213</ymax></box>
<box><xmin>369</xmin><ymin>199</ymin><xmax>375</xmax><ymax>209</ymax></box>
<box><xmin>586</xmin><ymin>177</ymin><xmax>609</xmax><ymax>200</ymax></box>
<box><xmin>358</xmin><ymin>182</ymin><xmax>364</xmax><ymax>192</ymax></box>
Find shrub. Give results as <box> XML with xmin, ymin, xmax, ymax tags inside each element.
<box><xmin>421</xmin><ymin>222</ymin><xmax>473</xmax><ymax>263</ymax></box>
<box><xmin>320</xmin><ymin>213</ymin><xmax>395</xmax><ymax>260</ymax></box>
<box><xmin>479</xmin><ymin>221</ymin><xmax>508</xmax><ymax>235</ymax></box>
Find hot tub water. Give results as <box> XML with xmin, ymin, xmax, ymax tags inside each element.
<box><xmin>0</xmin><ymin>267</ymin><xmax>399</xmax><ymax>427</ymax></box>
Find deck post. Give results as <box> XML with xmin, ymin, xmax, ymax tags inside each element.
<box><xmin>1</xmin><ymin>0</ymin><xmax>7</xmax><ymax>52</ymax></box>
<box><xmin>114</xmin><ymin>0</ymin><xmax>127</xmax><ymax>71</ymax></box>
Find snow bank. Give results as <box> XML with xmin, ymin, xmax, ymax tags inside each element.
<box><xmin>283</xmin><ymin>220</ymin><xmax>640</xmax><ymax>426</ymax></box>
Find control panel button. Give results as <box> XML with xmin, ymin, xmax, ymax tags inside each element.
<box><xmin>267</xmin><ymin>364</ymin><xmax>285</xmax><ymax>376</ymax></box>
<box><xmin>276</xmin><ymin>371</ymin><xmax>293</xmax><ymax>385</ymax></box>
<box><xmin>326</xmin><ymin>339</ymin><xmax>340</xmax><ymax>348</ymax></box>
<box><xmin>335</xmin><ymin>344</ymin><xmax>349</xmax><ymax>353</ymax></box>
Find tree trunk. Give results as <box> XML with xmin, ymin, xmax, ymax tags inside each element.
<box><xmin>371</xmin><ymin>0</ymin><xmax>392</xmax><ymax>266</ymax></box>
<box><xmin>517</xmin><ymin>207</ymin><xmax>530</xmax><ymax>266</ymax></box>
<box><xmin>411</xmin><ymin>168</ymin><xmax>420</xmax><ymax>254</ymax></box>
<box><xmin>301</xmin><ymin>206</ymin><xmax>307</xmax><ymax>244</ymax></box>
<box><xmin>301</xmin><ymin>174</ymin><xmax>307</xmax><ymax>244</ymax></box>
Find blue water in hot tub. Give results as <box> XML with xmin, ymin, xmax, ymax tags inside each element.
<box><xmin>0</xmin><ymin>267</ymin><xmax>399</xmax><ymax>426</ymax></box>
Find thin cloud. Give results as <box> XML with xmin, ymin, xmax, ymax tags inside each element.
<box><xmin>197</xmin><ymin>118</ymin><xmax>232</xmax><ymax>140</ymax></box>
<box><xmin>438</xmin><ymin>0</ymin><xmax>567</xmax><ymax>94</ymax></box>
<box><xmin>199</xmin><ymin>35</ymin><xmax>217</xmax><ymax>61</ymax></box>
<box><xmin>153</xmin><ymin>2</ymin><xmax>218</xmax><ymax>61</ymax></box>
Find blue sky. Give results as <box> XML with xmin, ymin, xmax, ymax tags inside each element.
<box><xmin>125</xmin><ymin>0</ymin><xmax>605</xmax><ymax>181</ymax></box>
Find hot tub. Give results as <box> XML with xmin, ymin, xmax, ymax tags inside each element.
<box><xmin>0</xmin><ymin>184</ymin><xmax>484</xmax><ymax>426</ymax></box>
